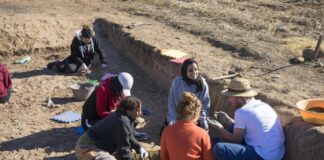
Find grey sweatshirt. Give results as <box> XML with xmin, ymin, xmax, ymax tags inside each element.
<box><xmin>167</xmin><ymin>76</ymin><xmax>210</xmax><ymax>125</ymax></box>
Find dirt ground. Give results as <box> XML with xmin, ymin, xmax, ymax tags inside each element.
<box><xmin>0</xmin><ymin>0</ymin><xmax>323</xmax><ymax>159</ymax></box>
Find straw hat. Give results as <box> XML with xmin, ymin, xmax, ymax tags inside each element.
<box><xmin>221</xmin><ymin>77</ymin><xmax>258</xmax><ymax>97</ymax></box>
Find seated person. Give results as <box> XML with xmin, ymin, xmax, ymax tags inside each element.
<box><xmin>47</xmin><ymin>25</ymin><xmax>107</xmax><ymax>74</ymax></box>
<box><xmin>0</xmin><ymin>63</ymin><xmax>12</xmax><ymax>104</ymax></box>
<box><xmin>208</xmin><ymin>77</ymin><xmax>285</xmax><ymax>160</ymax></box>
<box><xmin>75</xmin><ymin>96</ymin><xmax>148</xmax><ymax>160</ymax></box>
<box><xmin>81</xmin><ymin>72</ymin><xmax>133</xmax><ymax>131</ymax></box>
<box><xmin>161</xmin><ymin>58</ymin><xmax>210</xmax><ymax>135</ymax></box>
<box><xmin>160</xmin><ymin>92</ymin><xmax>214</xmax><ymax>160</ymax></box>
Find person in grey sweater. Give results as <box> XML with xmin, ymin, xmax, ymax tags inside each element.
<box><xmin>161</xmin><ymin>58</ymin><xmax>210</xmax><ymax>135</ymax></box>
<box><xmin>75</xmin><ymin>96</ymin><xmax>148</xmax><ymax>160</ymax></box>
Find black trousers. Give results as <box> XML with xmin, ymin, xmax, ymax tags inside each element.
<box><xmin>0</xmin><ymin>89</ymin><xmax>11</xmax><ymax>104</ymax></box>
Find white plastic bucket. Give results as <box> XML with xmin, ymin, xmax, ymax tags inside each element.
<box><xmin>70</xmin><ymin>82</ymin><xmax>96</xmax><ymax>101</ymax></box>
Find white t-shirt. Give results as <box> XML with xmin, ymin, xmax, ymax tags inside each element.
<box><xmin>234</xmin><ymin>98</ymin><xmax>285</xmax><ymax>160</ymax></box>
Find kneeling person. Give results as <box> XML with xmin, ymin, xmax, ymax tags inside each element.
<box><xmin>75</xmin><ymin>96</ymin><xmax>148</xmax><ymax>160</ymax></box>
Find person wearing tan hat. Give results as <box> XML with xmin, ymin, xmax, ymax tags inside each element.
<box><xmin>208</xmin><ymin>77</ymin><xmax>285</xmax><ymax>160</ymax></box>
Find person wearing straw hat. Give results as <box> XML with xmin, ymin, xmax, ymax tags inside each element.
<box><xmin>208</xmin><ymin>77</ymin><xmax>285</xmax><ymax>160</ymax></box>
<box><xmin>81</xmin><ymin>72</ymin><xmax>133</xmax><ymax>131</ymax></box>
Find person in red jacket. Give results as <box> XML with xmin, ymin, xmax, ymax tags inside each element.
<box><xmin>0</xmin><ymin>63</ymin><xmax>12</xmax><ymax>104</ymax></box>
<box><xmin>160</xmin><ymin>92</ymin><xmax>214</xmax><ymax>160</ymax></box>
<box><xmin>81</xmin><ymin>72</ymin><xmax>133</xmax><ymax>131</ymax></box>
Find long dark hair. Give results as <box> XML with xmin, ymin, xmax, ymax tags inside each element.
<box><xmin>110</xmin><ymin>76</ymin><xmax>123</xmax><ymax>98</ymax></box>
<box><xmin>181</xmin><ymin>58</ymin><xmax>203</xmax><ymax>92</ymax></box>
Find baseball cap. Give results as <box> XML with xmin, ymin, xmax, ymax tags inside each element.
<box><xmin>117</xmin><ymin>72</ymin><xmax>134</xmax><ymax>96</ymax></box>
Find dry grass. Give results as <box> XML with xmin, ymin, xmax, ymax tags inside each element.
<box><xmin>284</xmin><ymin>36</ymin><xmax>324</xmax><ymax>56</ymax></box>
<box><xmin>120</xmin><ymin>0</ymin><xmax>323</xmax><ymax>61</ymax></box>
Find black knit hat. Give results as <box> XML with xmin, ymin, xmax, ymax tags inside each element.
<box><xmin>81</xmin><ymin>25</ymin><xmax>94</xmax><ymax>38</ymax></box>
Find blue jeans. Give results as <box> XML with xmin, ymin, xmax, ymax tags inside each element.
<box><xmin>212</xmin><ymin>124</ymin><xmax>263</xmax><ymax>160</ymax></box>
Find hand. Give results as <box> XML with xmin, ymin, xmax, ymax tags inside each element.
<box><xmin>217</xmin><ymin>111</ymin><xmax>234</xmax><ymax>127</ymax></box>
<box><xmin>101</xmin><ymin>63</ymin><xmax>108</xmax><ymax>68</ymax></box>
<box><xmin>206</xmin><ymin>117</ymin><xmax>224</xmax><ymax>131</ymax></box>
<box><xmin>79</xmin><ymin>63</ymin><xmax>88</xmax><ymax>72</ymax></box>
<box><xmin>139</xmin><ymin>147</ymin><xmax>148</xmax><ymax>159</ymax></box>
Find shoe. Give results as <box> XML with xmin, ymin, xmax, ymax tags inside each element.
<box><xmin>134</xmin><ymin>131</ymin><xmax>149</xmax><ymax>141</ymax></box>
<box><xmin>47</xmin><ymin>61</ymin><xmax>58</xmax><ymax>69</ymax></box>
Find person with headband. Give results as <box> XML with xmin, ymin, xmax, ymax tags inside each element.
<box><xmin>160</xmin><ymin>58</ymin><xmax>211</xmax><ymax>135</ymax></box>
<box><xmin>160</xmin><ymin>92</ymin><xmax>214</xmax><ymax>160</ymax></box>
<box><xmin>47</xmin><ymin>25</ymin><xmax>107</xmax><ymax>74</ymax></box>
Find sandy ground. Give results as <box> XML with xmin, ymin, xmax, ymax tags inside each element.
<box><xmin>0</xmin><ymin>0</ymin><xmax>323</xmax><ymax>159</ymax></box>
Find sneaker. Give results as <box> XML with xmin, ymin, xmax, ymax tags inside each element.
<box><xmin>134</xmin><ymin>131</ymin><xmax>149</xmax><ymax>141</ymax></box>
<box><xmin>47</xmin><ymin>61</ymin><xmax>57</xmax><ymax>69</ymax></box>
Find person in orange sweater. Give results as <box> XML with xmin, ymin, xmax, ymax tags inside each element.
<box><xmin>160</xmin><ymin>92</ymin><xmax>214</xmax><ymax>160</ymax></box>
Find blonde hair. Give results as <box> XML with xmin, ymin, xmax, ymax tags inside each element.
<box><xmin>176</xmin><ymin>92</ymin><xmax>202</xmax><ymax>121</ymax></box>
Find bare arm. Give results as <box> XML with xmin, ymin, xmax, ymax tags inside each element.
<box><xmin>218</xmin><ymin>128</ymin><xmax>245</xmax><ymax>144</ymax></box>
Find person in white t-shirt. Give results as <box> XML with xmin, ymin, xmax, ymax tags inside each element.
<box><xmin>208</xmin><ymin>77</ymin><xmax>285</xmax><ymax>160</ymax></box>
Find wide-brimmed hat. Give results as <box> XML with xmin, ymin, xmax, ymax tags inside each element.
<box><xmin>221</xmin><ymin>77</ymin><xmax>258</xmax><ymax>97</ymax></box>
<box><xmin>118</xmin><ymin>72</ymin><xmax>133</xmax><ymax>97</ymax></box>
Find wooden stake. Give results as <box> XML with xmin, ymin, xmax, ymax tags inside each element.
<box><xmin>212</xmin><ymin>73</ymin><xmax>239</xmax><ymax>80</ymax></box>
<box><xmin>314</xmin><ymin>35</ymin><xmax>322</xmax><ymax>59</ymax></box>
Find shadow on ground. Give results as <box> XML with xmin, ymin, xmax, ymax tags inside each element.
<box><xmin>51</xmin><ymin>97</ymin><xmax>79</xmax><ymax>105</ymax></box>
<box><xmin>12</xmin><ymin>68</ymin><xmax>77</xmax><ymax>79</ymax></box>
<box><xmin>0</xmin><ymin>127</ymin><xmax>78</xmax><ymax>153</ymax></box>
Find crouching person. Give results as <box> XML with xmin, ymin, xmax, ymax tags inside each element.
<box><xmin>75</xmin><ymin>96</ymin><xmax>148</xmax><ymax>160</ymax></box>
<box><xmin>47</xmin><ymin>25</ymin><xmax>107</xmax><ymax>74</ymax></box>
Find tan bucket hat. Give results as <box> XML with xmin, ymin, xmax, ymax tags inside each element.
<box><xmin>221</xmin><ymin>77</ymin><xmax>258</xmax><ymax>97</ymax></box>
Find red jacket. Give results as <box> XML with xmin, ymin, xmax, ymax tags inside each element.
<box><xmin>0</xmin><ymin>64</ymin><xmax>12</xmax><ymax>98</ymax></box>
<box><xmin>96</xmin><ymin>77</ymin><xmax>125</xmax><ymax>118</ymax></box>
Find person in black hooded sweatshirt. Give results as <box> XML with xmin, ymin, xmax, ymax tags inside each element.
<box><xmin>160</xmin><ymin>58</ymin><xmax>211</xmax><ymax>135</ymax></box>
<box><xmin>47</xmin><ymin>25</ymin><xmax>107</xmax><ymax>73</ymax></box>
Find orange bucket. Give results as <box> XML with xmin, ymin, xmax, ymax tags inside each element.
<box><xmin>296</xmin><ymin>99</ymin><xmax>324</xmax><ymax>125</ymax></box>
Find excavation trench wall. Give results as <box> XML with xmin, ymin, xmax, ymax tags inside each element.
<box><xmin>94</xmin><ymin>18</ymin><xmax>324</xmax><ymax>160</ymax></box>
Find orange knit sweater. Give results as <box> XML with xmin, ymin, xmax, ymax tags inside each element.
<box><xmin>160</xmin><ymin>120</ymin><xmax>214</xmax><ymax>160</ymax></box>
